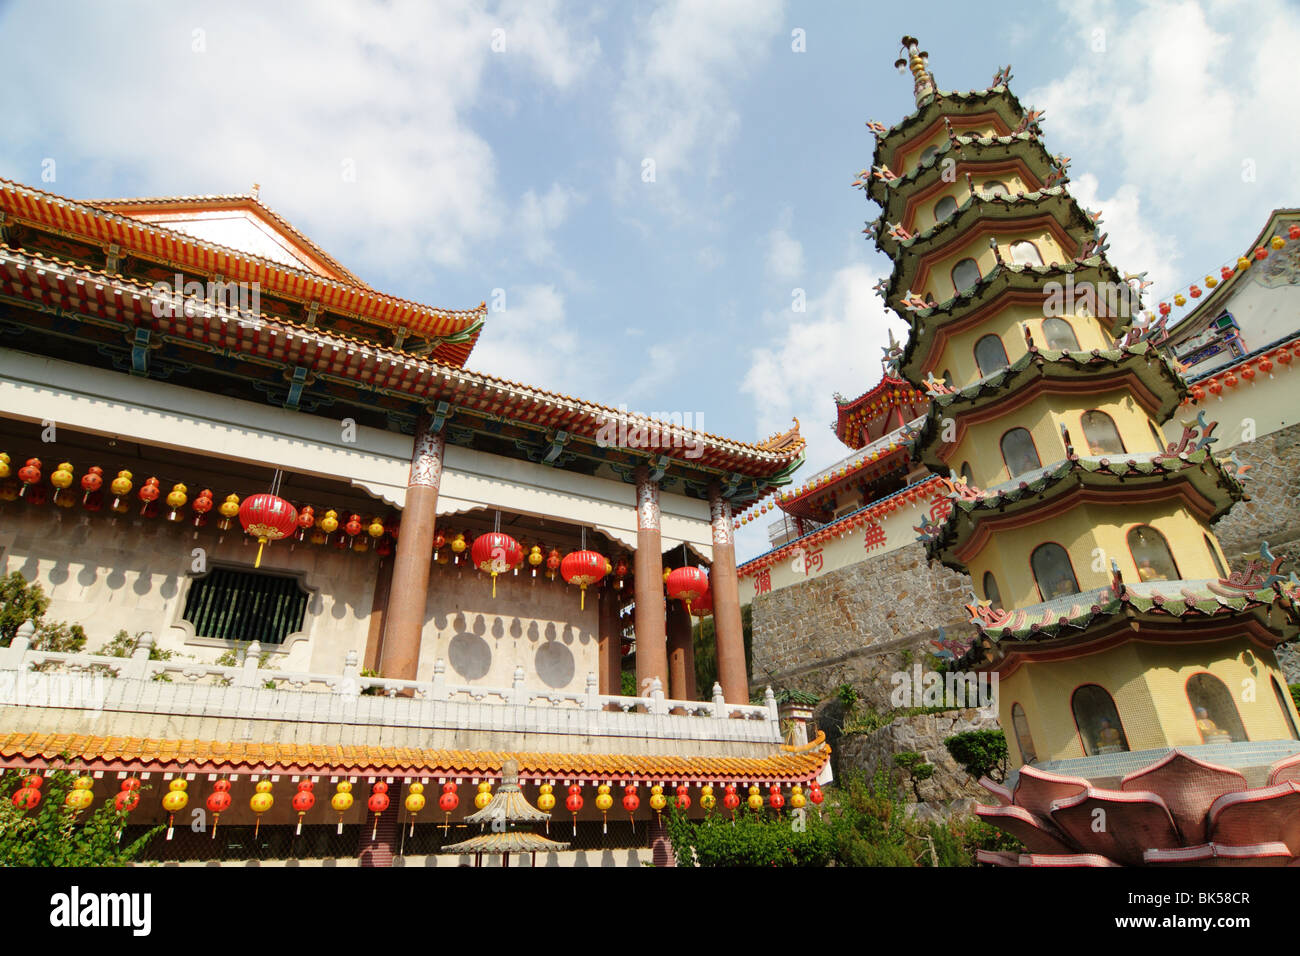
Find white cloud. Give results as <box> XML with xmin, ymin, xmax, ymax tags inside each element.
<box><xmin>469</xmin><ymin>283</ymin><xmax>584</xmax><ymax>388</ymax></box>
<box><xmin>1064</xmin><ymin>173</ymin><xmax>1181</xmax><ymax>297</ymax></box>
<box><xmin>517</xmin><ymin>183</ymin><xmax>582</xmax><ymax>264</ymax></box>
<box><xmin>765</xmin><ymin>228</ymin><xmax>805</xmax><ymax>284</ymax></box>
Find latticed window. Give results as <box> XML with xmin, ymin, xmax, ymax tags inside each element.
<box><xmin>182</xmin><ymin>567</ymin><xmax>309</xmax><ymax>645</ymax></box>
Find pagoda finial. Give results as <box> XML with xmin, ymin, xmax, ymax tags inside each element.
<box><xmin>250</xmin><ymin>183</ymin><xmax>261</xmax><ymax>200</ymax></box>
<box><xmin>894</xmin><ymin>36</ymin><xmax>936</xmax><ymax>107</ymax></box>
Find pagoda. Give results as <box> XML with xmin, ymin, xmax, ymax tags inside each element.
<box><xmin>864</xmin><ymin>38</ymin><xmax>1300</xmax><ymax>865</ymax></box>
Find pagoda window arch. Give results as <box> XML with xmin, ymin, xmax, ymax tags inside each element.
<box><xmin>1042</xmin><ymin>317</ymin><xmax>1080</xmax><ymax>351</ymax></box>
<box><xmin>934</xmin><ymin>195</ymin><xmax>958</xmax><ymax>222</ymax></box>
<box><xmin>941</xmin><ymin>369</ymin><xmax>954</xmax><ymax>387</ymax></box>
<box><xmin>1205</xmin><ymin>534</ymin><xmax>1228</xmax><ymax>578</ymax></box>
<box><xmin>1080</xmin><ymin>410</ymin><xmax>1126</xmax><ymax>456</ymax></box>
<box><xmin>974</xmin><ymin>333</ymin><xmax>1009</xmax><ymax>376</ymax></box>
<box><xmin>1011</xmin><ymin>703</ymin><xmax>1038</xmax><ymax>763</ymax></box>
<box><xmin>1009</xmin><ymin>240</ymin><xmax>1043</xmax><ymax>266</ymax></box>
<box><xmin>951</xmin><ymin>258</ymin><xmax>982</xmax><ymax>294</ymax></box>
<box><xmin>1031</xmin><ymin>542</ymin><xmax>1080</xmax><ymax>600</ymax></box>
<box><xmin>959</xmin><ymin>461</ymin><xmax>974</xmax><ymax>485</ymax></box>
<box><xmin>1148</xmin><ymin>421</ymin><xmax>1167</xmax><ymax>453</ymax></box>
<box><xmin>1000</xmin><ymin>427</ymin><xmax>1041</xmax><ymax>478</ymax></box>
<box><xmin>982</xmin><ymin>571</ymin><xmax>1002</xmax><ymax>609</ymax></box>
<box><xmin>982</xmin><ymin>180</ymin><xmax>1009</xmax><ymax>199</ymax></box>
<box><xmin>919</xmin><ymin>144</ymin><xmax>940</xmax><ymax>166</ymax></box>
<box><xmin>1072</xmin><ymin>685</ymin><xmax>1130</xmax><ymax>755</ymax></box>
<box><xmin>1271</xmin><ymin>676</ymin><xmax>1299</xmax><ymax>740</ymax></box>
<box><xmin>1186</xmin><ymin>673</ymin><xmax>1248</xmax><ymax>743</ymax></box>
<box><xmin>1127</xmin><ymin>525</ymin><xmax>1179</xmax><ymax>582</ymax></box>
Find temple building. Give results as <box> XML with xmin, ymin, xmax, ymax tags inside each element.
<box><xmin>0</xmin><ymin>179</ymin><xmax>831</xmax><ymax>866</ymax></box>
<box><xmin>868</xmin><ymin>37</ymin><xmax>1300</xmax><ymax>866</ymax></box>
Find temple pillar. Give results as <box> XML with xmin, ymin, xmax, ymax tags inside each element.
<box><xmin>379</xmin><ymin>417</ymin><xmax>444</xmax><ymax>681</ymax></box>
<box><xmin>709</xmin><ymin>485</ymin><xmax>749</xmax><ymax>705</ymax></box>
<box><xmin>633</xmin><ymin>466</ymin><xmax>668</xmax><ymax>695</ymax></box>
<box><xmin>666</xmin><ymin>598</ymin><xmax>696</xmax><ymax>707</ymax></box>
<box><xmin>363</xmin><ymin>556</ymin><xmax>393</xmax><ymax>673</ymax></box>
<box><xmin>598</xmin><ymin>584</ymin><xmax>622</xmax><ymax>696</ymax></box>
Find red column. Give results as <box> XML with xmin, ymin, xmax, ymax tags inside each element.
<box><xmin>633</xmin><ymin>467</ymin><xmax>668</xmax><ymax>695</ymax></box>
<box><xmin>379</xmin><ymin>417</ymin><xmax>444</xmax><ymax>681</ymax></box>
<box><xmin>598</xmin><ymin>584</ymin><xmax>622</xmax><ymax>695</ymax></box>
<box><xmin>709</xmin><ymin>485</ymin><xmax>748</xmax><ymax>704</ymax></box>
<box><xmin>363</xmin><ymin>556</ymin><xmax>393</xmax><ymax>673</ymax></box>
<box><xmin>666</xmin><ymin>598</ymin><xmax>695</xmax><ymax>706</ymax></box>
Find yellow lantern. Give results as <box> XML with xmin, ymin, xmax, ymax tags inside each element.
<box><xmin>451</xmin><ymin>532</ymin><xmax>467</xmax><ymax>556</ymax></box>
<box><xmin>595</xmin><ymin>782</ymin><xmax>614</xmax><ymax>833</ymax></box>
<box><xmin>250</xmin><ymin>780</ymin><xmax>274</xmax><ymax>836</ymax></box>
<box><xmin>527</xmin><ymin>545</ymin><xmax>544</xmax><ymax>577</ymax></box>
<box><xmin>662</xmin><ymin>567</ymin><xmax>671</xmax><ymax>585</ymax></box>
<box><xmin>747</xmin><ymin>784</ymin><xmax>763</xmax><ymax>812</ymax></box>
<box><xmin>65</xmin><ymin>776</ymin><xmax>94</xmax><ymax>814</ymax></box>
<box><xmin>367</xmin><ymin>517</ymin><xmax>385</xmax><ymax>538</ymax></box>
<box><xmin>165</xmin><ymin>483</ymin><xmax>188</xmax><ymax>521</ymax></box>
<box><xmin>474</xmin><ymin>780</ymin><xmax>492</xmax><ymax>810</ymax></box>
<box><xmin>319</xmin><ymin>509</ymin><xmax>340</xmax><ymax>535</ymax></box>
<box><xmin>331</xmin><ymin>780</ymin><xmax>354</xmax><ymax>834</ymax></box>
<box><xmin>649</xmin><ymin>784</ymin><xmax>667</xmax><ymax>818</ymax></box>
<box><xmin>1173</xmin><ymin>293</ymin><xmax>1186</xmax><ymax>307</ymax></box>
<box><xmin>700</xmin><ymin>784</ymin><xmax>716</xmax><ymax>812</ymax></box>
<box><xmin>537</xmin><ymin>782</ymin><xmax>555</xmax><ymax>833</ymax></box>
<box><xmin>1206</xmin><ymin>274</ymin><xmax>1218</xmax><ymax>288</ymax></box>
<box><xmin>1237</xmin><ymin>256</ymin><xmax>1251</xmax><ymax>272</ymax></box>
<box><xmin>162</xmin><ymin>779</ymin><xmax>189</xmax><ymax>840</ymax></box>
<box><xmin>0</xmin><ymin>452</ymin><xmax>10</xmax><ymax>479</ymax></box>
<box><xmin>50</xmin><ymin>462</ymin><xmax>74</xmax><ymax>505</ymax></box>
<box><xmin>217</xmin><ymin>493</ymin><xmax>240</xmax><ymax>530</ymax></box>
<box><xmin>1271</xmin><ymin>235</ymin><xmax>1286</xmax><ymax>250</ymax></box>
<box><xmin>404</xmin><ymin>782</ymin><xmax>425</xmax><ymax>836</ymax></box>
<box><xmin>789</xmin><ymin>784</ymin><xmax>806</xmax><ymax>809</ymax></box>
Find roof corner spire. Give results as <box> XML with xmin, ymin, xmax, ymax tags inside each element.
<box><xmin>893</xmin><ymin>35</ymin><xmax>935</xmax><ymax>107</ymax></box>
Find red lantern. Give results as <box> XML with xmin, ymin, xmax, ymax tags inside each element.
<box><xmin>1255</xmin><ymin>246</ymin><xmax>1268</xmax><ymax>261</ymax></box>
<box><xmin>296</xmin><ymin>505</ymin><xmax>315</xmax><ymax>541</ymax></box>
<box><xmin>238</xmin><ymin>493</ymin><xmax>299</xmax><ymax>568</ymax></box>
<box><xmin>561</xmin><ymin>550</ymin><xmax>607</xmax><ymax>609</ymax></box>
<box><xmin>80</xmin><ymin>466</ymin><xmax>103</xmax><ymax>504</ymax></box>
<box><xmin>769</xmin><ymin>784</ymin><xmax>785</xmax><ymax>811</ymax></box>
<box><xmin>565</xmin><ymin>784</ymin><xmax>583</xmax><ymax>835</ymax></box>
<box><xmin>368</xmin><ymin>781</ymin><xmax>390</xmax><ymax>840</ymax></box>
<box><xmin>1208</xmin><ymin>380</ymin><xmax>1222</xmax><ymax>395</ymax></box>
<box><xmin>674</xmin><ymin>784</ymin><xmax>691</xmax><ymax>811</ymax></box>
<box><xmin>690</xmin><ymin>588</ymin><xmax>714</xmax><ymax>617</ymax></box>
<box><xmin>438</xmin><ymin>782</ymin><xmax>458</xmax><ymax>833</ymax></box>
<box><xmin>115</xmin><ymin>776</ymin><xmax>141</xmax><ymax>826</ymax></box>
<box><xmin>809</xmin><ymin>783</ymin><xmax>824</xmax><ymax>805</ymax></box>
<box><xmin>191</xmin><ymin>488</ymin><xmax>213</xmax><ymax>529</ymax></box>
<box><xmin>344</xmin><ymin>513</ymin><xmax>363</xmax><ymax>544</ymax></box>
<box><xmin>622</xmin><ymin>784</ymin><xmax>640</xmax><ymax>822</ymax></box>
<box><xmin>1277</xmin><ymin>350</ymin><xmax>1292</xmax><ymax>366</ymax></box>
<box><xmin>11</xmin><ymin>774</ymin><xmax>42</xmax><ymax>810</ymax></box>
<box><xmin>1189</xmin><ymin>284</ymin><xmax>1202</xmax><ymax>298</ymax></box>
<box><xmin>545</xmin><ymin>547</ymin><xmax>561</xmax><ymax>580</ymax></box>
<box><xmin>471</xmin><ymin>532</ymin><xmax>524</xmax><ymax>597</ymax></box>
<box><xmin>1225</xmin><ymin>373</ymin><xmax>1239</xmax><ymax>388</ymax></box>
<box><xmin>1242</xmin><ymin>366</ymin><xmax>1256</xmax><ymax>381</ymax></box>
<box><xmin>1259</xmin><ymin>358</ymin><xmax>1274</xmax><ymax>375</ymax></box>
<box><xmin>1290</xmin><ymin>225</ymin><xmax>1300</xmax><ymax>241</ymax></box>
<box><xmin>290</xmin><ymin>779</ymin><xmax>315</xmax><ymax>835</ymax></box>
<box><xmin>722</xmin><ymin>784</ymin><xmax>740</xmax><ymax>818</ymax></box>
<box><xmin>666</xmin><ymin>566</ymin><xmax>709</xmax><ymax>614</ymax></box>
<box><xmin>17</xmin><ymin>458</ymin><xmax>40</xmax><ymax>498</ymax></box>
<box><xmin>137</xmin><ymin>477</ymin><xmax>161</xmax><ymax>517</ymax></box>
<box><xmin>206</xmin><ymin>779</ymin><xmax>232</xmax><ymax>839</ymax></box>
<box><xmin>614</xmin><ymin>557</ymin><xmax>629</xmax><ymax>588</ymax></box>
<box><xmin>1191</xmin><ymin>386</ymin><xmax>1205</xmax><ymax>402</ymax></box>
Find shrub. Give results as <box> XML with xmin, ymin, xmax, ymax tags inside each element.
<box><xmin>944</xmin><ymin>729</ymin><xmax>1009</xmax><ymax>783</ymax></box>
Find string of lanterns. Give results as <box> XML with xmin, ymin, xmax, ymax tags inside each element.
<box><xmin>1180</xmin><ymin>334</ymin><xmax>1300</xmax><ymax>406</ymax></box>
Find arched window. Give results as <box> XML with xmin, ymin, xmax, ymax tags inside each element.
<box><xmin>920</xmin><ymin>144</ymin><xmax>940</xmax><ymax>166</ymax></box>
<box><xmin>1128</xmin><ymin>525</ymin><xmax>1179</xmax><ymax>582</ymax></box>
<box><xmin>1272</xmin><ymin>676</ymin><xmax>1299</xmax><ymax>740</ymax></box>
<box><xmin>1031</xmin><ymin>542</ymin><xmax>1079</xmax><ymax>600</ymax></box>
<box><xmin>1011</xmin><ymin>703</ymin><xmax>1038</xmax><ymax>763</ymax></box>
<box><xmin>941</xmin><ymin>369</ymin><xmax>953</xmax><ymax>387</ymax></box>
<box><xmin>982</xmin><ymin>571</ymin><xmax>1002</xmax><ymax>609</ymax></box>
<box><xmin>1186</xmin><ymin>673</ymin><xmax>1248</xmax><ymax>743</ymax></box>
<box><xmin>1148</xmin><ymin>421</ymin><xmax>1167</xmax><ymax>453</ymax></box>
<box><xmin>1008</xmin><ymin>240</ymin><xmax>1043</xmax><ymax>266</ymax></box>
<box><xmin>951</xmin><ymin>257</ymin><xmax>982</xmax><ymax>293</ymax></box>
<box><xmin>1042</xmin><ymin>317</ymin><xmax>1080</xmax><ymax>350</ymax></box>
<box><xmin>1001</xmin><ymin>427</ymin><xmax>1041</xmax><ymax>478</ymax></box>
<box><xmin>1205</xmin><ymin>534</ymin><xmax>1228</xmax><ymax>578</ymax></box>
<box><xmin>974</xmin><ymin>334</ymin><xmax>1009</xmax><ymax>376</ymax></box>
<box><xmin>934</xmin><ymin>195</ymin><xmax>957</xmax><ymax>221</ymax></box>
<box><xmin>982</xmin><ymin>180</ymin><xmax>1009</xmax><ymax>199</ymax></box>
<box><xmin>1072</xmin><ymin>685</ymin><xmax>1130</xmax><ymax>755</ymax></box>
<box><xmin>959</xmin><ymin>461</ymin><xmax>974</xmax><ymax>485</ymax></box>
<box><xmin>1080</xmin><ymin>410</ymin><xmax>1125</xmax><ymax>456</ymax></box>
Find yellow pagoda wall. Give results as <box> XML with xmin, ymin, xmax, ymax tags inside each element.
<box><xmin>913</xmin><ymin>228</ymin><xmax>1071</xmax><ymax>306</ymax></box>
<box><xmin>891</xmin><ymin>119</ymin><xmax>1004</xmax><ymax>172</ymax></box>
<box><xmin>930</xmin><ymin>307</ymin><xmax>1116</xmax><ymax>388</ymax></box>
<box><xmin>910</xmin><ymin>172</ymin><xmax>1040</xmax><ymax>233</ymax></box>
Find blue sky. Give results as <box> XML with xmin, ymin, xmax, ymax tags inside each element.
<box><xmin>1</xmin><ymin>0</ymin><xmax>1297</xmax><ymax>561</ymax></box>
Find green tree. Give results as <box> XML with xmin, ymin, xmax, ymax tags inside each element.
<box><xmin>944</xmin><ymin>729</ymin><xmax>1009</xmax><ymax>783</ymax></box>
<box><xmin>691</xmin><ymin>603</ymin><xmax>752</xmax><ymax>697</ymax></box>
<box><xmin>0</xmin><ymin>570</ymin><xmax>50</xmax><ymax>646</ymax></box>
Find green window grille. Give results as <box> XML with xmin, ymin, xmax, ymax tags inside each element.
<box><xmin>182</xmin><ymin>567</ymin><xmax>308</xmax><ymax>645</ymax></box>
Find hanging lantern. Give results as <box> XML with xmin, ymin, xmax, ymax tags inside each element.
<box><xmin>17</xmin><ymin>458</ymin><xmax>41</xmax><ymax>498</ymax></box>
<box><xmin>296</xmin><ymin>505</ymin><xmax>315</xmax><ymax>541</ymax></box>
<box><xmin>291</xmin><ymin>780</ymin><xmax>315</xmax><ymax>835</ymax></box>
<box><xmin>367</xmin><ymin>516</ymin><xmax>385</xmax><ymax>539</ymax></box>
<box><xmin>614</xmin><ymin>556</ymin><xmax>629</xmax><ymax>588</ymax></box>
<box><xmin>342</xmin><ymin>513</ymin><xmax>363</xmax><ymax>546</ymax></box>
<box><xmin>789</xmin><ymin>784</ymin><xmax>806</xmax><ymax>809</ymax></box>
<box><xmin>367</xmin><ymin>782</ymin><xmax>390</xmax><ymax>840</ymax></box>
<box><xmin>1208</xmin><ymin>380</ymin><xmax>1222</xmax><ymax>396</ymax></box>
<box><xmin>565</xmin><ymin>784</ymin><xmax>583</xmax><ymax>836</ymax></box>
<box><xmin>662</xmin><ymin>566</ymin><xmax>672</xmax><ymax>585</ymax></box>
<box><xmin>239</xmin><ymin>493</ymin><xmax>299</xmax><ymax>568</ymax></box>
<box><xmin>0</xmin><ymin>479</ymin><xmax>19</xmax><ymax>502</ymax></box>
<box><xmin>137</xmin><ymin>477</ymin><xmax>161</xmax><ymax>517</ymax></box>
<box><xmin>648</xmin><ymin>784</ymin><xmax>666</xmax><ymax>820</ymax></box>
<box><xmin>450</xmin><ymin>532</ymin><xmax>467</xmax><ymax>564</ymax></box>
<box><xmin>1243</xmin><ymin>365</ymin><xmax>1256</xmax><ymax>381</ymax></box>
<box><xmin>433</xmin><ymin>530</ymin><xmax>447</xmax><ymax>561</ymax></box>
<box><xmin>1255</xmin><ymin>246</ymin><xmax>1268</xmax><ymax>260</ymax></box>
<box><xmin>560</xmin><ymin>550</ymin><xmax>607</xmax><ymax>609</ymax></box>
<box><xmin>438</xmin><ymin>782</ymin><xmax>458</xmax><ymax>833</ymax></box>
<box><xmin>1278</xmin><ymin>349</ymin><xmax>1293</xmax><ymax>366</ymax></box>
<box><xmin>722</xmin><ymin>784</ymin><xmax>740</xmax><ymax>819</ymax></box>
<box><xmin>1275</xmin><ymin>235</ymin><xmax>1289</xmax><ymax>250</ymax></box>
<box><xmin>700</xmin><ymin>784</ymin><xmax>716</xmax><ymax>812</ymax></box>
<box><xmin>65</xmin><ymin>776</ymin><xmax>95</xmax><ymax>815</ymax></box>
<box><xmin>622</xmin><ymin>784</ymin><xmax>640</xmax><ymax>823</ymax></box>
<box><xmin>595</xmin><ymin>783</ymin><xmax>613</xmax><ymax>833</ymax></box>
<box><xmin>404</xmin><ymin>782</ymin><xmax>425</xmax><ymax>836</ymax></box>
<box><xmin>545</xmin><ymin>547</ymin><xmax>561</xmax><ymax>580</ymax></box>
<box><xmin>1237</xmin><ymin>256</ymin><xmax>1251</xmax><ymax>272</ymax></box>
<box><xmin>11</xmin><ymin>773</ymin><xmax>42</xmax><ymax>810</ymax></box>
<box><xmin>162</xmin><ymin>779</ymin><xmax>189</xmax><ymax>840</ymax></box>
<box><xmin>1173</xmin><ymin>293</ymin><xmax>1186</xmax><ymax>307</ymax></box>
<box><xmin>330</xmin><ymin>780</ymin><xmax>354</xmax><ymax>834</ymax></box>
<box><xmin>690</xmin><ymin>588</ymin><xmax>714</xmax><ymax>618</ymax></box>
<box><xmin>1260</xmin><ymin>357</ymin><xmax>1275</xmax><ymax>376</ymax></box>
<box><xmin>192</xmin><ymin>488</ymin><xmax>214</xmax><ymax>529</ymax></box>
<box><xmin>537</xmin><ymin>782</ymin><xmax>556</xmax><ymax>834</ymax></box>
<box><xmin>216</xmin><ymin>493</ymin><xmax>240</xmax><ymax>532</ymax></box>
<box><xmin>1225</xmin><ymin>373</ymin><xmax>1239</xmax><ymax>388</ymax></box>
<box><xmin>165</xmin><ymin>483</ymin><xmax>188</xmax><ymax>522</ymax></box>
<box><xmin>115</xmin><ymin>777</ymin><xmax>141</xmax><ymax>813</ymax></box>
<box><xmin>50</xmin><ymin>461</ymin><xmax>74</xmax><ymax>505</ymax></box>
<box><xmin>1191</xmin><ymin>386</ymin><xmax>1206</xmax><ymax>402</ymax></box>
<box><xmin>666</xmin><ymin>566</ymin><xmax>709</xmax><ymax>614</ymax></box>
<box><xmin>206</xmin><ymin>779</ymin><xmax>232</xmax><ymax>839</ymax></box>
<box><xmin>474</xmin><ymin>780</ymin><xmax>492</xmax><ymax>810</ymax></box>
<box><xmin>674</xmin><ymin>784</ymin><xmax>691</xmax><ymax>811</ymax></box>
<box><xmin>471</xmin><ymin>532</ymin><xmax>524</xmax><ymax>597</ymax></box>
<box><xmin>809</xmin><ymin>783</ymin><xmax>824</xmax><ymax>805</ymax></box>
<box><xmin>1290</xmin><ymin>225</ymin><xmax>1300</xmax><ymax>241</ymax></box>
<box><xmin>250</xmin><ymin>780</ymin><xmax>274</xmax><ymax>837</ymax></box>
<box><xmin>746</xmin><ymin>784</ymin><xmax>763</xmax><ymax>812</ymax></box>
<box><xmin>768</xmin><ymin>784</ymin><xmax>785</xmax><ymax>812</ymax></box>
<box><xmin>352</xmin><ymin>535</ymin><xmax>369</xmax><ymax>553</ymax></box>
<box><xmin>526</xmin><ymin>544</ymin><xmax>543</xmax><ymax>577</ymax></box>
<box><xmin>620</xmin><ymin>640</ymin><xmax>632</xmax><ymax>657</ymax></box>
<box><xmin>1189</xmin><ymin>284</ymin><xmax>1202</xmax><ymax>298</ymax></box>
<box><xmin>0</xmin><ymin>452</ymin><xmax>8</xmax><ymax>479</ymax></box>
<box><xmin>375</xmin><ymin>536</ymin><xmax>393</xmax><ymax>557</ymax></box>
